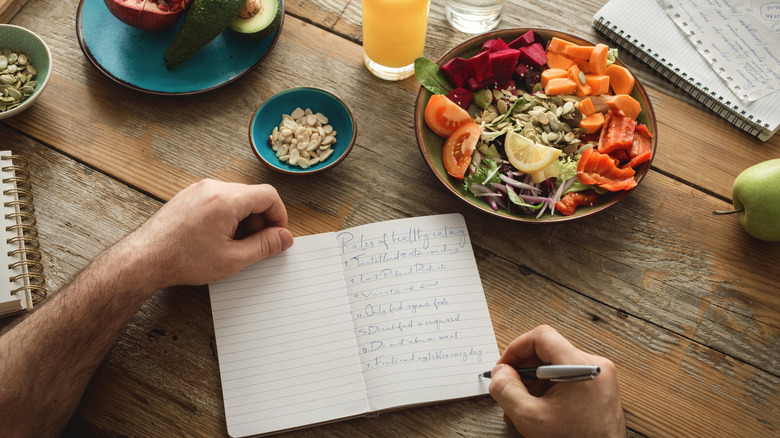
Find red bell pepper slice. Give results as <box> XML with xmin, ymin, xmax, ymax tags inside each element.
<box><xmin>597</xmin><ymin>110</ymin><xmax>637</xmax><ymax>154</ymax></box>
<box><xmin>626</xmin><ymin>123</ymin><xmax>653</xmax><ymax>168</ymax></box>
<box><xmin>577</xmin><ymin>147</ymin><xmax>638</xmax><ymax>191</ymax></box>
<box><xmin>555</xmin><ymin>190</ymin><xmax>599</xmax><ymax>215</ymax></box>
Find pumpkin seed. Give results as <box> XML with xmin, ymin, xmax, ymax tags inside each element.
<box><xmin>0</xmin><ymin>49</ymin><xmax>38</xmax><ymax>113</ymax></box>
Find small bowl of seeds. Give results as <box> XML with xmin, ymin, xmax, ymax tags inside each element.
<box><xmin>250</xmin><ymin>87</ymin><xmax>357</xmax><ymax>175</ymax></box>
<box><xmin>0</xmin><ymin>25</ymin><xmax>52</xmax><ymax>120</ymax></box>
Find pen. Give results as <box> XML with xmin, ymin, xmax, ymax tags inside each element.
<box><xmin>480</xmin><ymin>365</ymin><xmax>600</xmax><ymax>382</ymax></box>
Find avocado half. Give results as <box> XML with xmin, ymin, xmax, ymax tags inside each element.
<box><xmin>229</xmin><ymin>0</ymin><xmax>282</xmax><ymax>40</ymax></box>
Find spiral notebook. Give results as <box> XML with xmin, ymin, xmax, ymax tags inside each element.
<box><xmin>208</xmin><ymin>213</ymin><xmax>499</xmax><ymax>437</ymax></box>
<box><xmin>0</xmin><ymin>151</ymin><xmax>46</xmax><ymax>317</ymax></box>
<box><xmin>593</xmin><ymin>0</ymin><xmax>780</xmax><ymax>141</ymax></box>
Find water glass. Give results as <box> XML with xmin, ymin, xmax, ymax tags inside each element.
<box><xmin>362</xmin><ymin>0</ymin><xmax>431</xmax><ymax>81</ymax></box>
<box><xmin>445</xmin><ymin>0</ymin><xmax>505</xmax><ymax>34</ymax></box>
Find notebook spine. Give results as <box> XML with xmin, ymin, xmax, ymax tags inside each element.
<box><xmin>2</xmin><ymin>154</ymin><xmax>46</xmax><ymax>308</ymax></box>
<box><xmin>592</xmin><ymin>17</ymin><xmax>771</xmax><ymax>140</ymax></box>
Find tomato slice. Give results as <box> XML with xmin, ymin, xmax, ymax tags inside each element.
<box><xmin>577</xmin><ymin>147</ymin><xmax>637</xmax><ymax>191</ymax></box>
<box><xmin>443</xmin><ymin>122</ymin><xmax>482</xmax><ymax>179</ymax></box>
<box><xmin>424</xmin><ymin>94</ymin><xmax>473</xmax><ymax>138</ymax></box>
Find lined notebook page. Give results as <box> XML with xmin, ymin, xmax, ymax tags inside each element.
<box><xmin>594</xmin><ymin>0</ymin><xmax>780</xmax><ymax>140</ymax></box>
<box><xmin>209</xmin><ymin>233</ymin><xmax>369</xmax><ymax>437</ymax></box>
<box><xmin>338</xmin><ymin>214</ymin><xmax>499</xmax><ymax>412</ymax></box>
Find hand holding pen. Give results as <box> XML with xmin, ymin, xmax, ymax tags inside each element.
<box><xmin>487</xmin><ymin>325</ymin><xmax>627</xmax><ymax>438</ymax></box>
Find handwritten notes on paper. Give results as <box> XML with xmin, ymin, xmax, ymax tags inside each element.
<box><xmin>337</xmin><ymin>214</ymin><xmax>499</xmax><ymax>411</ymax></box>
<box><xmin>208</xmin><ymin>214</ymin><xmax>499</xmax><ymax>437</ymax></box>
<box><xmin>658</xmin><ymin>0</ymin><xmax>780</xmax><ymax>101</ymax></box>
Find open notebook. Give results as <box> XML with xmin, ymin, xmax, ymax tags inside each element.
<box><xmin>593</xmin><ymin>0</ymin><xmax>780</xmax><ymax>140</ymax></box>
<box><xmin>208</xmin><ymin>213</ymin><xmax>500</xmax><ymax>437</ymax></box>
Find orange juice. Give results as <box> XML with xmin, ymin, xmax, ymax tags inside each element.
<box><xmin>362</xmin><ymin>0</ymin><xmax>431</xmax><ymax>80</ymax></box>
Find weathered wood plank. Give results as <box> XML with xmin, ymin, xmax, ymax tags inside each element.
<box><xmin>0</xmin><ymin>0</ymin><xmax>27</xmax><ymax>23</ymax></box>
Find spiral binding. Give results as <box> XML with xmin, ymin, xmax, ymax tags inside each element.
<box><xmin>1</xmin><ymin>154</ymin><xmax>46</xmax><ymax>314</ymax></box>
<box><xmin>593</xmin><ymin>17</ymin><xmax>770</xmax><ymax>139</ymax></box>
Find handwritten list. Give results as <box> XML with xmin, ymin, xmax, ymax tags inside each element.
<box><xmin>209</xmin><ymin>214</ymin><xmax>499</xmax><ymax>437</ymax></box>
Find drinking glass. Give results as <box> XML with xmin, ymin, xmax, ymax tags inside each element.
<box><xmin>445</xmin><ymin>0</ymin><xmax>505</xmax><ymax>34</ymax></box>
<box><xmin>362</xmin><ymin>0</ymin><xmax>431</xmax><ymax>81</ymax></box>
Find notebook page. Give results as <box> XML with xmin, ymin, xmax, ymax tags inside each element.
<box><xmin>595</xmin><ymin>0</ymin><xmax>780</xmax><ymax>138</ymax></box>
<box><xmin>209</xmin><ymin>233</ymin><xmax>368</xmax><ymax>437</ymax></box>
<box><xmin>337</xmin><ymin>213</ymin><xmax>499</xmax><ymax>412</ymax></box>
<box><xmin>0</xmin><ymin>151</ymin><xmax>28</xmax><ymax>314</ymax></box>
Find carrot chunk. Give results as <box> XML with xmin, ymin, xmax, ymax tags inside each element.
<box><xmin>585</xmin><ymin>74</ymin><xmax>610</xmax><ymax>95</ymax></box>
<box><xmin>607</xmin><ymin>94</ymin><xmax>642</xmax><ymax>120</ymax></box>
<box><xmin>606</xmin><ymin>64</ymin><xmax>635</xmax><ymax>95</ymax></box>
<box><xmin>566</xmin><ymin>65</ymin><xmax>592</xmax><ymax>97</ymax></box>
<box><xmin>578</xmin><ymin>97</ymin><xmax>596</xmax><ymax>116</ymax></box>
<box><xmin>589</xmin><ymin>43</ymin><xmax>609</xmax><ymax>75</ymax></box>
<box><xmin>579</xmin><ymin>112</ymin><xmax>605</xmax><ymax>134</ymax></box>
<box><xmin>563</xmin><ymin>44</ymin><xmax>595</xmax><ymax>59</ymax></box>
<box><xmin>546</xmin><ymin>51</ymin><xmax>575</xmax><ymax>70</ymax></box>
<box><xmin>541</xmin><ymin>68</ymin><xmax>568</xmax><ymax>88</ymax></box>
<box><xmin>544</xmin><ymin>77</ymin><xmax>577</xmax><ymax>95</ymax></box>
<box><xmin>573</xmin><ymin>57</ymin><xmax>590</xmax><ymax>74</ymax></box>
<box><xmin>547</xmin><ymin>37</ymin><xmax>574</xmax><ymax>54</ymax></box>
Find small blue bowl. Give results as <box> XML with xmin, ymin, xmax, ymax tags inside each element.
<box><xmin>250</xmin><ymin>87</ymin><xmax>357</xmax><ymax>175</ymax></box>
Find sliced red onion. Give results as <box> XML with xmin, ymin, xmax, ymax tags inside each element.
<box><xmin>499</xmin><ymin>174</ymin><xmax>542</xmax><ymax>192</ymax></box>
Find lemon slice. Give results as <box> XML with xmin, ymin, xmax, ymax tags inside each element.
<box><xmin>504</xmin><ymin>131</ymin><xmax>562</xmax><ymax>174</ymax></box>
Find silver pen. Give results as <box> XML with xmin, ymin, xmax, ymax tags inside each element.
<box><xmin>480</xmin><ymin>365</ymin><xmax>600</xmax><ymax>382</ymax></box>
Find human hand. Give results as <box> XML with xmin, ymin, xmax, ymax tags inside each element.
<box><xmin>121</xmin><ymin>179</ymin><xmax>294</xmax><ymax>290</ymax></box>
<box><xmin>489</xmin><ymin>325</ymin><xmax>626</xmax><ymax>438</ymax></box>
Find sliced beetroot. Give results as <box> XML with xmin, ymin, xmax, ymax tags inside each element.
<box><xmin>508</xmin><ymin>30</ymin><xmax>538</xmax><ymax>49</ymax></box>
<box><xmin>517</xmin><ymin>43</ymin><xmax>547</xmax><ymax>70</ymax></box>
<box><xmin>489</xmin><ymin>49</ymin><xmax>521</xmax><ymax>82</ymax></box>
<box><xmin>446</xmin><ymin>87</ymin><xmax>474</xmax><ymax>110</ymax></box>
<box><xmin>523</xmin><ymin>68</ymin><xmax>542</xmax><ymax>90</ymax></box>
<box><xmin>466</xmin><ymin>75</ymin><xmax>496</xmax><ymax>92</ymax></box>
<box><xmin>481</xmin><ymin>38</ymin><xmax>511</xmax><ymax>53</ymax></box>
<box><xmin>468</xmin><ymin>50</ymin><xmax>493</xmax><ymax>83</ymax></box>
<box><xmin>495</xmin><ymin>79</ymin><xmax>518</xmax><ymax>96</ymax></box>
<box><xmin>441</xmin><ymin>57</ymin><xmax>470</xmax><ymax>88</ymax></box>
<box><xmin>514</xmin><ymin>62</ymin><xmax>529</xmax><ymax>80</ymax></box>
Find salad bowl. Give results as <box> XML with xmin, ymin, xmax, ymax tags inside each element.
<box><xmin>414</xmin><ymin>28</ymin><xmax>657</xmax><ymax>223</ymax></box>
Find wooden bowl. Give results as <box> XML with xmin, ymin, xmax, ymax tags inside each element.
<box><xmin>414</xmin><ymin>28</ymin><xmax>657</xmax><ymax>223</ymax></box>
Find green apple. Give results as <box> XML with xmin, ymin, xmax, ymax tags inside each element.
<box><xmin>715</xmin><ymin>159</ymin><xmax>780</xmax><ymax>241</ymax></box>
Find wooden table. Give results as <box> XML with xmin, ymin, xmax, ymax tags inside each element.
<box><xmin>1</xmin><ymin>1</ymin><xmax>778</xmax><ymax>437</ymax></box>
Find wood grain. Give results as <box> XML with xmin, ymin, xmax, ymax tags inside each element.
<box><xmin>0</xmin><ymin>0</ymin><xmax>27</xmax><ymax>23</ymax></box>
<box><xmin>0</xmin><ymin>1</ymin><xmax>778</xmax><ymax>437</ymax></box>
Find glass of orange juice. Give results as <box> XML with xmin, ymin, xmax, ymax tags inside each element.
<box><xmin>362</xmin><ymin>0</ymin><xmax>431</xmax><ymax>81</ymax></box>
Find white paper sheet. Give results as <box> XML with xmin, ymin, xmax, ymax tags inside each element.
<box><xmin>658</xmin><ymin>0</ymin><xmax>780</xmax><ymax>101</ymax></box>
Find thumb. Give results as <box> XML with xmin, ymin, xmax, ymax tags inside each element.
<box><xmin>236</xmin><ymin>227</ymin><xmax>294</xmax><ymax>262</ymax></box>
<box><xmin>489</xmin><ymin>364</ymin><xmax>535</xmax><ymax>423</ymax></box>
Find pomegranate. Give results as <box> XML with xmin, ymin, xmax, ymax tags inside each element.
<box><xmin>104</xmin><ymin>0</ymin><xmax>193</xmax><ymax>32</ymax></box>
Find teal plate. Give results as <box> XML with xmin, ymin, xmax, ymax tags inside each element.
<box><xmin>76</xmin><ymin>0</ymin><xmax>284</xmax><ymax>95</ymax></box>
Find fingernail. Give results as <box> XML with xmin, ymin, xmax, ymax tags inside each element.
<box><xmin>279</xmin><ymin>229</ymin><xmax>294</xmax><ymax>251</ymax></box>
